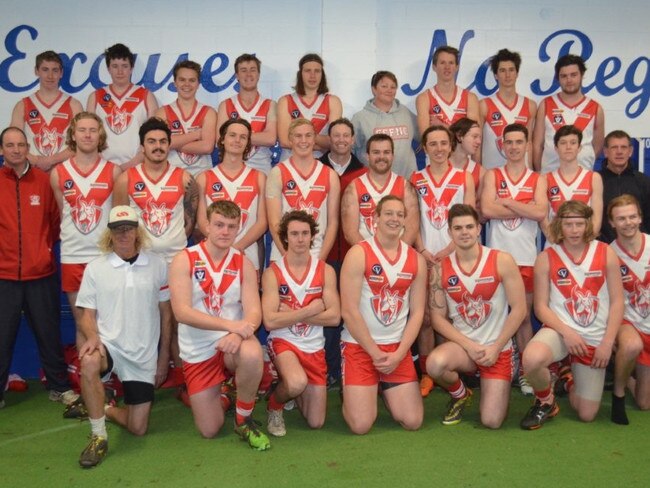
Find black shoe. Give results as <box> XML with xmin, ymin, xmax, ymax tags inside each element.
<box><xmin>520</xmin><ymin>399</ymin><xmax>560</xmax><ymax>430</ymax></box>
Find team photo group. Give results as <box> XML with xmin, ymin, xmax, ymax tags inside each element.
<box><xmin>1</xmin><ymin>41</ymin><xmax>649</xmax><ymax>469</ymax></box>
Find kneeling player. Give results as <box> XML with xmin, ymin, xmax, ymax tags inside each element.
<box><xmin>427</xmin><ymin>204</ymin><xmax>526</xmax><ymax>428</ymax></box>
<box><xmin>340</xmin><ymin>196</ymin><xmax>426</xmax><ymax>434</ymax></box>
<box><xmin>169</xmin><ymin>201</ymin><xmax>270</xmax><ymax>450</ymax></box>
<box><xmin>608</xmin><ymin>195</ymin><xmax>650</xmax><ymax>424</ymax></box>
<box><xmin>262</xmin><ymin>211</ymin><xmax>340</xmax><ymax>436</ymax></box>
<box><xmin>521</xmin><ymin>200</ymin><xmax>623</xmax><ymax>429</ymax></box>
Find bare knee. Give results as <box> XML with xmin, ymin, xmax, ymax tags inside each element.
<box><xmin>307</xmin><ymin>416</ymin><xmax>325</xmax><ymax>430</ymax></box>
<box><xmin>636</xmin><ymin>398</ymin><xmax>650</xmax><ymax>411</ymax></box>
<box><xmin>426</xmin><ymin>353</ymin><xmax>447</xmax><ymax>380</ymax></box>
<box><xmin>619</xmin><ymin>340</ymin><xmax>643</xmax><ymax>361</ymax></box>
<box><xmin>344</xmin><ymin>409</ymin><xmax>374</xmax><ymax>435</ymax></box>
<box><xmin>399</xmin><ymin>413</ymin><xmax>423</xmax><ymax>431</ymax></box>
<box><xmin>522</xmin><ymin>345</ymin><xmax>549</xmax><ymax>373</ymax></box>
<box><xmin>284</xmin><ymin>376</ymin><xmax>308</xmax><ymax>399</ymax></box>
<box><xmin>577</xmin><ymin>407</ymin><xmax>599</xmax><ymax>423</ymax></box>
<box><xmin>128</xmin><ymin>422</ymin><xmax>149</xmax><ymax>437</ymax></box>
<box><xmin>480</xmin><ymin>414</ymin><xmax>504</xmax><ymax>430</ymax></box>
<box><xmin>80</xmin><ymin>353</ymin><xmax>101</xmax><ymax>379</ymax></box>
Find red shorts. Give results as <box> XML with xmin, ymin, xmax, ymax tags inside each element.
<box><xmin>341</xmin><ymin>342</ymin><xmax>417</xmax><ymax>386</ymax></box>
<box><xmin>477</xmin><ymin>348</ymin><xmax>514</xmax><ymax>382</ymax></box>
<box><xmin>519</xmin><ymin>266</ymin><xmax>534</xmax><ymax>294</ymax></box>
<box><xmin>61</xmin><ymin>263</ymin><xmax>87</xmax><ymax>293</ymax></box>
<box><xmin>570</xmin><ymin>345</ymin><xmax>597</xmax><ymax>366</ymax></box>
<box><xmin>623</xmin><ymin>322</ymin><xmax>650</xmax><ymax>367</ymax></box>
<box><xmin>182</xmin><ymin>352</ymin><xmax>227</xmax><ymax>396</ymax></box>
<box><xmin>267</xmin><ymin>338</ymin><xmax>326</xmax><ymax>386</ymax></box>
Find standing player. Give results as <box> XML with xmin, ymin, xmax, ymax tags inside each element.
<box><xmin>196</xmin><ymin>118</ymin><xmax>267</xmax><ymax>273</ymax></box>
<box><xmin>262</xmin><ymin>211</ymin><xmax>340</xmax><ymax>436</ymax></box>
<box><xmin>156</xmin><ymin>60</ymin><xmax>217</xmax><ymax>178</ymax></box>
<box><xmin>533</xmin><ymin>54</ymin><xmax>604</xmax><ymax>173</ymax></box>
<box><xmin>50</xmin><ymin>112</ymin><xmax>121</xmax><ymax>335</ymax></box>
<box><xmin>607</xmin><ymin>195</ymin><xmax>650</xmax><ymax>425</ymax></box>
<box><xmin>411</xmin><ymin>125</ymin><xmax>475</xmax><ymax>396</ymax></box>
<box><xmin>277</xmin><ymin>53</ymin><xmax>343</xmax><ymax>159</ymax></box>
<box><xmin>10</xmin><ymin>50</ymin><xmax>83</xmax><ymax>171</ymax></box>
<box><xmin>87</xmin><ymin>43</ymin><xmax>158</xmax><ymax>169</ymax></box>
<box><xmin>479</xmin><ymin>49</ymin><xmax>537</xmax><ymax>169</ymax></box>
<box><xmin>449</xmin><ymin>118</ymin><xmax>485</xmax><ymax>203</ymax></box>
<box><xmin>415</xmin><ymin>46</ymin><xmax>479</xmax><ymax>135</ymax></box>
<box><xmin>427</xmin><ymin>204</ymin><xmax>526</xmax><ymax>427</ymax></box>
<box><xmin>340</xmin><ymin>196</ymin><xmax>426</xmax><ymax>434</ymax></box>
<box><xmin>542</xmin><ymin>125</ymin><xmax>603</xmax><ymax>244</ymax></box>
<box><xmin>520</xmin><ymin>200</ymin><xmax>623</xmax><ymax>429</ymax></box>
<box><xmin>169</xmin><ymin>200</ymin><xmax>270</xmax><ymax>450</ymax></box>
<box><xmin>266</xmin><ymin>118</ymin><xmax>340</xmax><ymax>262</ymax></box>
<box><xmin>75</xmin><ymin>206</ymin><xmax>171</xmax><ymax>468</ymax></box>
<box><xmin>481</xmin><ymin>123</ymin><xmax>548</xmax><ymax>395</ymax></box>
<box><xmin>216</xmin><ymin>54</ymin><xmax>277</xmax><ymax>175</ymax></box>
<box><xmin>341</xmin><ymin>133</ymin><xmax>419</xmax><ymax>247</ymax></box>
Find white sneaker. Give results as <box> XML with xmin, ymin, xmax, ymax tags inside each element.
<box><xmin>519</xmin><ymin>375</ymin><xmax>534</xmax><ymax>396</ymax></box>
<box><xmin>267</xmin><ymin>409</ymin><xmax>286</xmax><ymax>437</ymax></box>
<box><xmin>49</xmin><ymin>389</ymin><xmax>80</xmax><ymax>405</ymax></box>
<box><xmin>283</xmin><ymin>399</ymin><xmax>295</xmax><ymax>411</ymax></box>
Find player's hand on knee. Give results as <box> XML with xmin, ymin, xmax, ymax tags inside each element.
<box><xmin>78</xmin><ymin>335</ymin><xmax>105</xmax><ymax>359</ymax></box>
<box><xmin>217</xmin><ymin>333</ymin><xmax>243</xmax><ymax>354</ymax></box>
<box><xmin>231</xmin><ymin>320</ymin><xmax>256</xmax><ymax>339</ymax></box>
<box><xmin>562</xmin><ymin>329</ymin><xmax>589</xmax><ymax>357</ymax></box>
<box><xmin>591</xmin><ymin>341</ymin><xmax>613</xmax><ymax>369</ymax></box>
<box><xmin>466</xmin><ymin>343</ymin><xmax>486</xmax><ymax>363</ymax></box>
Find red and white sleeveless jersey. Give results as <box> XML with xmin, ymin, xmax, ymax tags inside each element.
<box><xmin>57</xmin><ymin>158</ymin><xmax>116</xmax><ymax>263</ymax></box>
<box><xmin>164</xmin><ymin>101</ymin><xmax>212</xmax><ymax>177</ymax></box>
<box><xmin>22</xmin><ymin>93</ymin><xmax>74</xmax><ymax>157</ymax></box>
<box><xmin>481</xmin><ymin>94</ymin><xmax>531</xmax><ymax>169</ymax></box>
<box><xmin>225</xmin><ymin>94</ymin><xmax>273</xmax><ymax>174</ymax></box>
<box><xmin>352</xmin><ymin>172</ymin><xmax>405</xmax><ymax>241</ymax></box>
<box><xmin>546</xmin><ymin>241</ymin><xmax>610</xmax><ymax>346</ymax></box>
<box><xmin>127</xmin><ymin>164</ymin><xmax>186</xmax><ymax>262</ymax></box>
<box><xmin>267</xmin><ymin>256</ymin><xmax>327</xmax><ymax>352</ymax></box>
<box><xmin>287</xmin><ymin>93</ymin><xmax>330</xmax><ymax>135</ymax></box>
<box><xmin>94</xmin><ymin>84</ymin><xmax>150</xmax><ymax>164</ymax></box>
<box><xmin>410</xmin><ymin>164</ymin><xmax>467</xmax><ymax>254</ymax></box>
<box><xmin>178</xmin><ymin>243</ymin><xmax>243</xmax><ymax>363</ymax></box>
<box><xmin>203</xmin><ymin>165</ymin><xmax>261</xmax><ymax>269</ymax></box>
<box><xmin>271</xmin><ymin>159</ymin><xmax>331</xmax><ymax>261</ymax></box>
<box><xmin>611</xmin><ymin>234</ymin><xmax>650</xmax><ymax>333</ymax></box>
<box><xmin>441</xmin><ymin>246</ymin><xmax>511</xmax><ymax>349</ymax></box>
<box><xmin>427</xmin><ymin>87</ymin><xmax>469</xmax><ymax>126</ymax></box>
<box><xmin>546</xmin><ymin>168</ymin><xmax>594</xmax><ymax>222</ymax></box>
<box><xmin>486</xmin><ymin>167</ymin><xmax>540</xmax><ymax>266</ymax></box>
<box><xmin>462</xmin><ymin>158</ymin><xmax>482</xmax><ymax>194</ymax></box>
<box><xmin>342</xmin><ymin>238</ymin><xmax>419</xmax><ymax>345</ymax></box>
<box><xmin>541</xmin><ymin>95</ymin><xmax>600</xmax><ymax>173</ymax></box>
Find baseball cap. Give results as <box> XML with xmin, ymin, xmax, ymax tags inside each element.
<box><xmin>108</xmin><ymin>205</ymin><xmax>139</xmax><ymax>229</ymax></box>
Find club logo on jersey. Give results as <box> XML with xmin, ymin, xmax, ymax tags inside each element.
<box><xmin>432</xmin><ymin>105</ymin><xmax>441</xmax><ymax>114</ymax></box>
<box><xmin>630</xmin><ymin>282</ymin><xmax>650</xmax><ymax>318</ymax></box>
<box><xmin>296</xmin><ymin>197</ymin><xmax>320</xmax><ymax>221</ymax></box>
<box><xmin>427</xmin><ymin>203</ymin><xmax>448</xmax><ymax>230</ymax></box>
<box><xmin>28</xmin><ymin>109</ymin><xmax>39</xmax><ymax>119</ymax></box>
<box><xmin>286</xmin><ymin>179</ymin><xmax>297</xmax><ymax>190</ymax></box>
<box><xmin>142</xmin><ymin>198</ymin><xmax>173</xmax><ymax>236</ymax></box>
<box><xmin>203</xmin><ymin>285</ymin><xmax>223</xmax><ymax>316</ymax></box>
<box><xmin>456</xmin><ymin>292</ymin><xmax>491</xmax><ymax>329</ymax></box>
<box><xmin>500</xmin><ymin>180</ymin><xmax>507</xmax><ymax>190</ymax></box>
<box><xmin>279</xmin><ymin>285</ymin><xmax>289</xmax><ymax>296</ymax></box>
<box><xmin>372</xmin><ymin>284</ymin><xmax>404</xmax><ymax>326</ymax></box>
<box><xmin>361</xmin><ymin>193</ymin><xmax>372</xmax><ymax>203</ymax></box>
<box><xmin>134</xmin><ymin>182</ymin><xmax>145</xmax><ymax>192</ymax></box>
<box><xmin>492</xmin><ymin>112</ymin><xmax>502</xmax><ymax>121</ymax></box>
<box><xmin>212</xmin><ymin>182</ymin><xmax>223</xmax><ymax>192</ymax></box>
<box><xmin>194</xmin><ymin>269</ymin><xmax>206</xmax><ymax>281</ymax></box>
<box><xmin>549</xmin><ymin>186</ymin><xmax>560</xmax><ymax>196</ymax></box>
<box><xmin>553</xmin><ymin>114</ymin><xmax>564</xmax><ymax>125</ymax></box>
<box><xmin>557</xmin><ymin>268</ymin><xmax>569</xmax><ymax>279</ymax></box>
<box><xmin>371</xmin><ymin>264</ymin><xmax>383</xmax><ymax>275</ymax></box>
<box><xmin>503</xmin><ymin>217</ymin><xmax>522</xmax><ymax>231</ymax></box>
<box><xmin>179</xmin><ymin>150</ymin><xmax>199</xmax><ymax>167</ymax></box>
<box><xmin>447</xmin><ymin>275</ymin><xmax>459</xmax><ymax>286</ymax></box>
<box><xmin>34</xmin><ymin>128</ymin><xmax>63</xmax><ymax>156</ymax></box>
<box><xmin>70</xmin><ymin>196</ymin><xmax>102</xmax><ymax>234</ymax></box>
<box><xmin>564</xmin><ymin>285</ymin><xmax>599</xmax><ymax>327</ymax></box>
<box><xmin>619</xmin><ymin>265</ymin><xmax>628</xmax><ymax>276</ymax></box>
<box><xmin>64</xmin><ymin>179</ymin><xmax>74</xmax><ymax>190</ymax></box>
<box><xmin>290</xmin><ymin>321</ymin><xmax>311</xmax><ymax>337</ymax></box>
<box><xmin>171</xmin><ymin>120</ymin><xmax>181</xmax><ymax>130</ymax></box>
<box><xmin>102</xmin><ymin>93</ymin><xmax>111</xmax><ymax>102</ymax></box>
<box><xmin>417</xmin><ymin>186</ymin><xmax>428</xmax><ymax>196</ymax></box>
<box><xmin>363</xmin><ymin>215</ymin><xmax>375</xmax><ymax>234</ymax></box>
<box><xmin>106</xmin><ymin>107</ymin><xmax>132</xmax><ymax>135</ymax></box>
<box><xmin>291</xmin><ymin>110</ymin><xmax>300</xmax><ymax>119</ymax></box>
<box><xmin>229</xmin><ymin>111</ymin><xmax>238</xmax><ymax>119</ymax></box>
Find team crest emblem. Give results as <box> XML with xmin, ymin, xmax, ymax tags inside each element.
<box><xmin>456</xmin><ymin>292</ymin><xmax>491</xmax><ymax>329</ymax></box>
<box><xmin>286</xmin><ymin>179</ymin><xmax>296</xmax><ymax>190</ymax></box>
<box><xmin>363</xmin><ymin>215</ymin><xmax>375</xmax><ymax>234</ymax></box>
<box><xmin>203</xmin><ymin>285</ymin><xmax>223</xmax><ymax>316</ymax></box>
<box><xmin>432</xmin><ymin>105</ymin><xmax>441</xmax><ymax>114</ymax></box>
<box><xmin>279</xmin><ymin>285</ymin><xmax>289</xmax><ymax>295</ymax></box>
<box><xmin>134</xmin><ymin>182</ymin><xmax>145</xmax><ymax>192</ymax></box>
<box><xmin>290</xmin><ymin>322</ymin><xmax>311</xmax><ymax>337</ymax></box>
<box><xmin>296</xmin><ymin>197</ymin><xmax>320</xmax><ymax>221</ymax></box>
<box><xmin>179</xmin><ymin>150</ymin><xmax>199</xmax><ymax>167</ymax></box>
<box><xmin>64</xmin><ymin>179</ymin><xmax>74</xmax><ymax>190</ymax></box>
<box><xmin>371</xmin><ymin>264</ymin><xmax>382</xmax><ymax>275</ymax></box>
<box><xmin>492</xmin><ymin>112</ymin><xmax>502</xmax><ymax>121</ymax></box>
<box><xmin>447</xmin><ymin>275</ymin><xmax>459</xmax><ymax>286</ymax></box>
<box><xmin>619</xmin><ymin>265</ymin><xmax>628</xmax><ymax>276</ymax></box>
<box><xmin>564</xmin><ymin>285</ymin><xmax>598</xmax><ymax>327</ymax></box>
<box><xmin>503</xmin><ymin>217</ymin><xmax>522</xmax><ymax>231</ymax></box>
<box><xmin>194</xmin><ymin>269</ymin><xmax>206</xmax><ymax>281</ymax></box>
<box><xmin>361</xmin><ymin>193</ymin><xmax>371</xmax><ymax>203</ymax></box>
<box><xmin>500</xmin><ymin>180</ymin><xmax>507</xmax><ymax>189</ymax></box>
<box><xmin>172</xmin><ymin>120</ymin><xmax>181</xmax><ymax>130</ymax></box>
<box><xmin>102</xmin><ymin>93</ymin><xmax>111</xmax><ymax>102</ymax></box>
<box><xmin>291</xmin><ymin>110</ymin><xmax>300</xmax><ymax>118</ymax></box>
<box><xmin>106</xmin><ymin>107</ymin><xmax>132</xmax><ymax>135</ymax></box>
<box><xmin>70</xmin><ymin>196</ymin><xmax>102</xmax><ymax>234</ymax></box>
<box><xmin>418</xmin><ymin>186</ymin><xmax>428</xmax><ymax>196</ymax></box>
<box><xmin>229</xmin><ymin>111</ymin><xmax>238</xmax><ymax>119</ymax></box>
<box><xmin>141</xmin><ymin>198</ymin><xmax>173</xmax><ymax>236</ymax></box>
<box><xmin>553</xmin><ymin>114</ymin><xmax>564</xmax><ymax>125</ymax></box>
<box><xmin>29</xmin><ymin>109</ymin><xmax>39</xmax><ymax>118</ymax></box>
<box><xmin>630</xmin><ymin>282</ymin><xmax>650</xmax><ymax>318</ymax></box>
<box><xmin>212</xmin><ymin>182</ymin><xmax>223</xmax><ymax>192</ymax></box>
<box><xmin>550</xmin><ymin>186</ymin><xmax>560</xmax><ymax>196</ymax></box>
<box><xmin>557</xmin><ymin>268</ymin><xmax>569</xmax><ymax>279</ymax></box>
<box><xmin>34</xmin><ymin>128</ymin><xmax>63</xmax><ymax>156</ymax></box>
<box><xmin>371</xmin><ymin>284</ymin><xmax>404</xmax><ymax>326</ymax></box>
<box><xmin>427</xmin><ymin>202</ymin><xmax>448</xmax><ymax>230</ymax></box>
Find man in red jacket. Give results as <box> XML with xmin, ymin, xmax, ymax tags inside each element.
<box><xmin>0</xmin><ymin>126</ymin><xmax>77</xmax><ymax>409</ymax></box>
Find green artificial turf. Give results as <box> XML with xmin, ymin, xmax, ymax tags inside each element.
<box><xmin>0</xmin><ymin>384</ymin><xmax>647</xmax><ymax>487</ymax></box>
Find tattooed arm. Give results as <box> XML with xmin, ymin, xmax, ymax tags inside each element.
<box><xmin>182</xmin><ymin>171</ymin><xmax>199</xmax><ymax>237</ymax></box>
